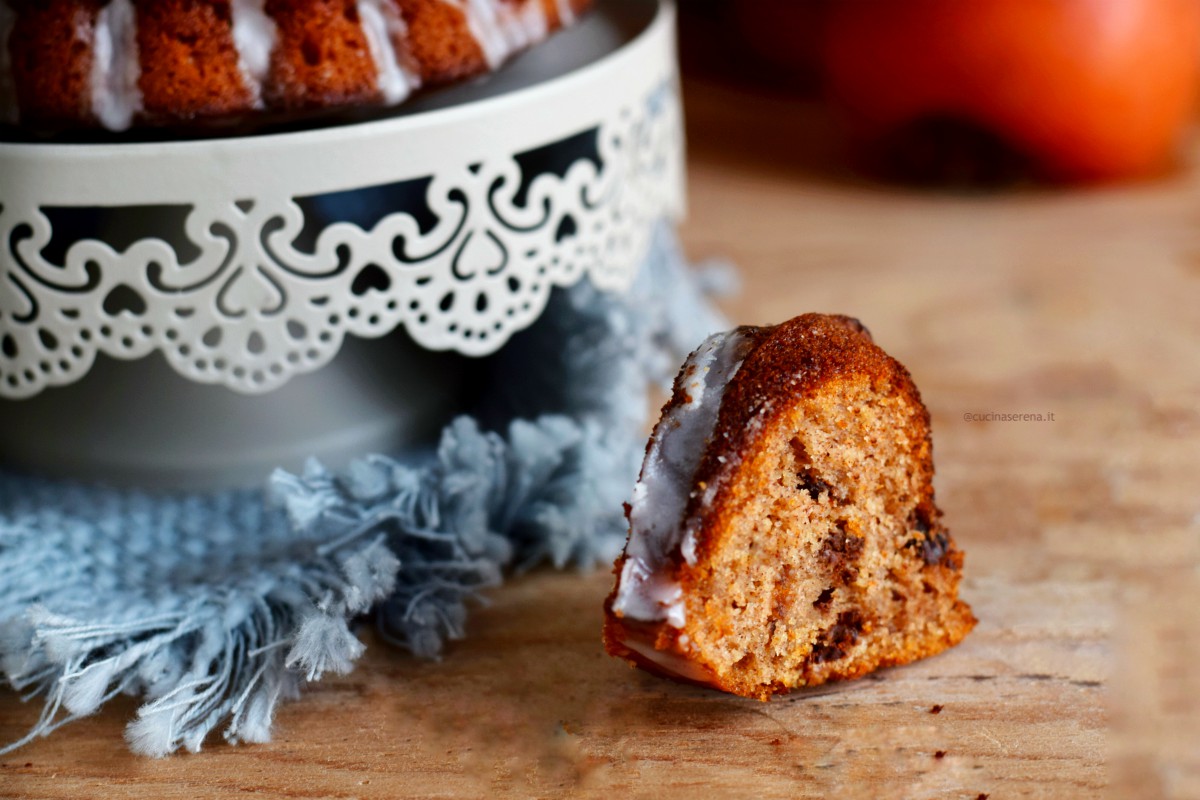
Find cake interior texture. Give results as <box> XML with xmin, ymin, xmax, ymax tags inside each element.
<box><xmin>605</xmin><ymin>315</ymin><xmax>976</xmax><ymax>699</ymax></box>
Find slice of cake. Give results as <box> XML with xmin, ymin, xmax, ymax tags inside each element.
<box><xmin>603</xmin><ymin>314</ymin><xmax>975</xmax><ymax>699</ymax></box>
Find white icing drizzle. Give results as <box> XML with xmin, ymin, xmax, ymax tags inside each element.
<box><xmin>611</xmin><ymin>329</ymin><xmax>755</xmax><ymax>626</ymax></box>
<box><xmin>554</xmin><ymin>0</ymin><xmax>575</xmax><ymax>25</ymax></box>
<box><xmin>623</xmin><ymin>638</ymin><xmax>715</xmax><ymax>684</ymax></box>
<box><xmin>230</xmin><ymin>0</ymin><xmax>277</xmax><ymax>105</ymax></box>
<box><xmin>447</xmin><ymin>0</ymin><xmax>549</xmax><ymax>71</ymax></box>
<box><xmin>91</xmin><ymin>0</ymin><xmax>143</xmax><ymax>132</ymax></box>
<box><xmin>358</xmin><ymin>0</ymin><xmax>421</xmax><ymax>105</ymax></box>
<box><xmin>0</xmin><ymin>0</ymin><xmax>16</xmax><ymax>125</ymax></box>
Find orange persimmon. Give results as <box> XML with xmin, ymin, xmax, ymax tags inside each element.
<box><xmin>821</xmin><ymin>0</ymin><xmax>1200</xmax><ymax>183</ymax></box>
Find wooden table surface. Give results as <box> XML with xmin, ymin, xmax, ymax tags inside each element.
<box><xmin>4</xmin><ymin>73</ymin><xmax>1199</xmax><ymax>800</ymax></box>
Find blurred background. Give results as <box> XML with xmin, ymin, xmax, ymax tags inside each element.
<box><xmin>672</xmin><ymin>2</ymin><xmax>1200</xmax><ymax>796</ymax></box>
<box><xmin>678</xmin><ymin>0</ymin><xmax>1200</xmax><ymax>188</ymax></box>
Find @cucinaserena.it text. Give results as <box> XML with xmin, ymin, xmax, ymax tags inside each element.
<box><xmin>962</xmin><ymin>411</ymin><xmax>1056</xmax><ymax>422</ymax></box>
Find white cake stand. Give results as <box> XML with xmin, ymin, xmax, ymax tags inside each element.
<box><xmin>0</xmin><ymin>0</ymin><xmax>683</xmax><ymax>489</ymax></box>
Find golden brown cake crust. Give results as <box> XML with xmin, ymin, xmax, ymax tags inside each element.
<box><xmin>394</xmin><ymin>0</ymin><xmax>488</xmax><ymax>84</ymax></box>
<box><xmin>8</xmin><ymin>0</ymin><xmax>103</xmax><ymax>129</ymax></box>
<box><xmin>605</xmin><ymin>314</ymin><xmax>976</xmax><ymax>700</ymax></box>
<box><xmin>263</xmin><ymin>0</ymin><xmax>381</xmax><ymax>110</ymax></box>
<box><xmin>135</xmin><ymin>0</ymin><xmax>255</xmax><ymax>121</ymax></box>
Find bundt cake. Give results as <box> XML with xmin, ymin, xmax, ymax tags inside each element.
<box><xmin>604</xmin><ymin>314</ymin><xmax>975</xmax><ymax>699</ymax></box>
<box><xmin>0</xmin><ymin>0</ymin><xmax>590</xmax><ymax>133</ymax></box>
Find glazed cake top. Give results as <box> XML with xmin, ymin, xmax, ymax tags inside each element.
<box><xmin>0</xmin><ymin>0</ymin><xmax>587</xmax><ymax>134</ymax></box>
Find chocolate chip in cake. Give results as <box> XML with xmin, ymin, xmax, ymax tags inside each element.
<box><xmin>813</xmin><ymin>587</ymin><xmax>835</xmax><ymax>612</ymax></box>
<box><xmin>820</xmin><ymin>523</ymin><xmax>864</xmax><ymax>586</ymax></box>
<box><xmin>811</xmin><ymin>610</ymin><xmax>865</xmax><ymax>663</ymax></box>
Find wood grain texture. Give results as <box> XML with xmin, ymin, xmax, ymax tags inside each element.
<box><xmin>3</xmin><ymin>74</ymin><xmax>1198</xmax><ymax>799</ymax></box>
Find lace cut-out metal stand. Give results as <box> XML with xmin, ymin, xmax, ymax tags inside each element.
<box><xmin>0</xmin><ymin>0</ymin><xmax>682</xmax><ymax>399</ymax></box>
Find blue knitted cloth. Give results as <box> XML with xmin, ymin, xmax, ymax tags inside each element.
<box><xmin>0</xmin><ymin>225</ymin><xmax>731</xmax><ymax>757</ymax></box>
